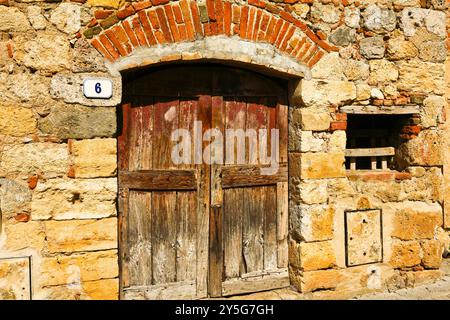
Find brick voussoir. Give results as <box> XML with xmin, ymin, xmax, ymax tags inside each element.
<box><xmin>88</xmin><ymin>0</ymin><xmax>330</xmax><ymax>67</ymax></box>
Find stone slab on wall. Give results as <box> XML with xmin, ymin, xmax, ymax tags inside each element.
<box><xmin>0</xmin><ymin>257</ymin><xmax>31</xmax><ymax>300</ymax></box>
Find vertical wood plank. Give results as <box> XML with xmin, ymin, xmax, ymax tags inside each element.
<box><xmin>178</xmin><ymin>99</ymin><xmax>197</xmax><ymax>169</ymax></box>
<box><xmin>223</xmin><ymin>188</ymin><xmax>243</xmax><ymax>279</ymax></box>
<box><xmin>264</xmin><ymin>185</ymin><xmax>278</xmax><ymax>270</ymax></box>
<box><xmin>211</xmin><ymin>96</ymin><xmax>224</xmax><ymax>207</ymax></box>
<box><xmin>118</xmin><ymin>187</ymin><xmax>129</xmax><ymax>293</ymax></box>
<box><xmin>350</xmin><ymin>138</ymin><xmax>356</xmax><ymax>170</ymax></box>
<box><xmin>152</xmin><ymin>191</ymin><xmax>177</xmax><ymax>285</ymax></box>
<box><xmin>224</xmin><ymin>98</ymin><xmax>246</xmax><ymax>166</ymax></box>
<box><xmin>267</xmin><ymin>98</ymin><xmax>277</xmax><ymax>166</ymax></box>
<box><xmin>117</xmin><ymin>102</ymin><xmax>130</xmax><ymax>296</ymax></box>
<box><xmin>197</xmin><ymin>95</ymin><xmax>211</xmax><ymax>298</ymax></box>
<box><xmin>242</xmin><ymin>187</ymin><xmax>264</xmax><ymax>273</ymax></box>
<box><xmin>276</xmin><ymin>182</ymin><xmax>288</xmax><ymax>268</ymax></box>
<box><xmin>246</xmin><ymin>98</ymin><xmax>265</xmax><ymax>165</ymax></box>
<box><xmin>209</xmin><ymin>96</ymin><xmax>224</xmax><ymax>297</ymax></box>
<box><xmin>276</xmin><ymin>101</ymin><xmax>288</xmax><ymax>164</ymax></box>
<box><xmin>118</xmin><ymin>103</ymin><xmax>130</xmax><ymax>171</ymax></box>
<box><xmin>128</xmin><ymin>98</ymin><xmax>154</xmax><ymax>171</ymax></box>
<box><xmin>370</xmin><ymin>137</ymin><xmax>377</xmax><ymax>170</ymax></box>
<box><xmin>381</xmin><ymin>138</ymin><xmax>388</xmax><ymax>169</ymax></box>
<box><xmin>153</xmin><ymin>97</ymin><xmax>179</xmax><ymax>169</ymax></box>
<box><xmin>176</xmin><ymin>191</ymin><xmax>197</xmax><ymax>282</ymax></box>
<box><xmin>127</xmin><ymin>191</ymin><xmax>152</xmax><ymax>286</ymax></box>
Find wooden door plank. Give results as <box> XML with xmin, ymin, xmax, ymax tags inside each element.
<box><xmin>221</xmin><ymin>164</ymin><xmax>288</xmax><ymax>188</ymax></box>
<box><xmin>246</xmin><ymin>98</ymin><xmax>267</xmax><ymax>165</ymax></box>
<box><xmin>196</xmin><ymin>95</ymin><xmax>211</xmax><ymax>298</ymax></box>
<box><xmin>128</xmin><ymin>100</ymin><xmax>154</xmax><ymax>171</ymax></box>
<box><xmin>178</xmin><ymin>99</ymin><xmax>197</xmax><ymax>169</ymax></box>
<box><xmin>176</xmin><ymin>191</ymin><xmax>197</xmax><ymax>282</ymax></box>
<box><xmin>127</xmin><ymin>191</ymin><xmax>152</xmax><ymax>286</ymax></box>
<box><xmin>222</xmin><ymin>269</ymin><xmax>289</xmax><ymax>296</ymax></box>
<box><xmin>276</xmin><ymin>182</ymin><xmax>289</xmax><ymax>268</ymax></box>
<box><xmin>224</xmin><ymin>98</ymin><xmax>246</xmax><ymax>166</ymax></box>
<box><xmin>242</xmin><ymin>187</ymin><xmax>264</xmax><ymax>273</ymax></box>
<box><xmin>209</xmin><ymin>95</ymin><xmax>224</xmax><ymax>298</ymax></box>
<box><xmin>223</xmin><ymin>188</ymin><xmax>243</xmax><ymax>280</ymax></box>
<box><xmin>211</xmin><ymin>96</ymin><xmax>224</xmax><ymax>207</ymax></box>
<box><xmin>119</xmin><ymin>170</ymin><xmax>197</xmax><ymax>190</ymax></box>
<box><xmin>118</xmin><ymin>103</ymin><xmax>130</xmax><ymax>171</ymax></box>
<box><xmin>276</xmin><ymin>102</ymin><xmax>288</xmax><ymax>164</ymax></box>
<box><xmin>263</xmin><ymin>185</ymin><xmax>278</xmax><ymax>270</ymax></box>
<box><xmin>153</xmin><ymin>98</ymin><xmax>179</xmax><ymax>169</ymax></box>
<box><xmin>123</xmin><ymin>280</ymin><xmax>196</xmax><ymax>300</ymax></box>
<box><xmin>118</xmin><ymin>187</ymin><xmax>129</xmax><ymax>293</ymax></box>
<box><xmin>266</xmin><ymin>98</ymin><xmax>277</xmax><ymax>167</ymax></box>
<box><xmin>152</xmin><ymin>191</ymin><xmax>177</xmax><ymax>285</ymax></box>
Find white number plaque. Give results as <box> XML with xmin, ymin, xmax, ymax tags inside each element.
<box><xmin>83</xmin><ymin>78</ymin><xmax>113</xmax><ymax>99</ymax></box>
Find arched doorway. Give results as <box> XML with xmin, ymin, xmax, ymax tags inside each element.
<box><xmin>118</xmin><ymin>63</ymin><xmax>289</xmax><ymax>299</ymax></box>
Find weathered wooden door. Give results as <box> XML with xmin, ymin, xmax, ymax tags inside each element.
<box><xmin>119</xmin><ymin>65</ymin><xmax>288</xmax><ymax>299</ymax></box>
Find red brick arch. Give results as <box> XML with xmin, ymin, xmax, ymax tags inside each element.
<box><xmin>87</xmin><ymin>0</ymin><xmax>339</xmax><ymax>69</ymax></box>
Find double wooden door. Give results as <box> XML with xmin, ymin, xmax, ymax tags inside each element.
<box><xmin>118</xmin><ymin>65</ymin><xmax>289</xmax><ymax>299</ymax></box>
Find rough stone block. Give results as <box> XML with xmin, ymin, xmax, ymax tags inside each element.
<box><xmin>368</xmin><ymin>59</ymin><xmax>399</xmax><ymax>84</ymax></box>
<box><xmin>299</xmin><ymin>131</ymin><xmax>326</xmax><ymax>152</ymax></box>
<box><xmin>401</xmin><ymin>167</ymin><xmax>443</xmax><ymax>203</ymax></box>
<box><xmin>386</xmin><ymin>38</ymin><xmax>419</xmax><ymax>60</ymax></box>
<box><xmin>328</xmin><ymin>130</ymin><xmax>346</xmax><ymax>152</ymax></box>
<box><xmin>0</xmin><ymin>106</ymin><xmax>36</xmax><ymax>137</ymax></box>
<box><xmin>82</xmin><ymin>279</ymin><xmax>119</xmax><ymax>300</ymax></box>
<box><xmin>16</xmin><ymin>33</ymin><xmax>71</xmax><ymax>74</ymax></box>
<box><xmin>362</xmin><ymin>4</ymin><xmax>396</xmax><ymax>34</ymax></box>
<box><xmin>87</xmin><ymin>0</ymin><xmax>124</xmax><ymax>9</ymax></box>
<box><xmin>396</xmin><ymin>59</ymin><xmax>445</xmax><ymax>95</ymax></box>
<box><xmin>421</xmin><ymin>240</ymin><xmax>442</xmax><ymax>269</ymax></box>
<box><xmin>300</xmin><ymin>153</ymin><xmax>346</xmax><ymax>180</ymax></box>
<box><xmin>299</xmin><ymin>241</ymin><xmax>336</xmax><ymax>271</ymax></box>
<box><xmin>391</xmin><ymin>202</ymin><xmax>442</xmax><ymax>240</ymax></box>
<box><xmin>390</xmin><ymin>241</ymin><xmax>421</xmax><ymax>268</ymax></box>
<box><xmin>292</xmin><ymin>108</ymin><xmax>331</xmax><ymax>131</ymax></box>
<box><xmin>343</xmin><ymin>60</ymin><xmax>370</xmax><ymax>81</ymax></box>
<box><xmin>71</xmin><ymin>138</ymin><xmax>117</xmax><ymax>178</ymax></box>
<box><xmin>396</xmin><ymin>130</ymin><xmax>443</xmax><ymax>167</ymax></box>
<box><xmin>360</xmin><ymin>36</ymin><xmax>385</xmax><ymax>59</ymax></box>
<box><xmin>50</xmin><ymin>3</ymin><xmax>81</xmax><ymax>34</ymax></box>
<box><xmin>40</xmin><ymin>250</ymin><xmax>118</xmax><ymax>287</ymax></box>
<box><xmin>298</xmin><ymin>204</ymin><xmax>335</xmax><ymax>242</ymax></box>
<box><xmin>400</xmin><ymin>8</ymin><xmax>446</xmax><ymax>38</ymax></box>
<box><xmin>0</xmin><ymin>143</ymin><xmax>69</xmax><ymax>176</ymax></box>
<box><xmin>39</xmin><ymin>105</ymin><xmax>117</xmax><ymax>139</ymax></box>
<box><xmin>0</xmin><ymin>6</ymin><xmax>30</xmax><ymax>31</ymax></box>
<box><xmin>344</xmin><ymin>7</ymin><xmax>360</xmax><ymax>29</ymax></box>
<box><xmin>298</xmin><ymin>180</ymin><xmax>328</xmax><ymax>205</ymax></box>
<box><xmin>299</xmin><ymin>80</ymin><xmax>356</xmax><ymax>108</ymax></box>
<box><xmin>36</xmin><ymin>278</ymin><xmax>119</xmax><ymax>300</ymax></box>
<box><xmin>300</xmin><ymin>269</ymin><xmax>341</xmax><ymax>293</ymax></box>
<box><xmin>311</xmin><ymin>52</ymin><xmax>345</xmax><ymax>80</ymax></box>
<box><xmin>31</xmin><ymin>178</ymin><xmax>117</xmax><ymax>220</ymax></box>
<box><xmin>0</xmin><ymin>221</ymin><xmax>46</xmax><ymax>252</ymax></box>
<box><xmin>0</xmin><ymin>179</ymin><xmax>31</xmax><ymax>217</ymax></box>
<box><xmin>44</xmin><ymin>218</ymin><xmax>118</xmax><ymax>253</ymax></box>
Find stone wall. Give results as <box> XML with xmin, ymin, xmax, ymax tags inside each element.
<box><xmin>287</xmin><ymin>0</ymin><xmax>449</xmax><ymax>296</ymax></box>
<box><xmin>0</xmin><ymin>0</ymin><xmax>119</xmax><ymax>299</ymax></box>
<box><xmin>0</xmin><ymin>0</ymin><xmax>448</xmax><ymax>299</ymax></box>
